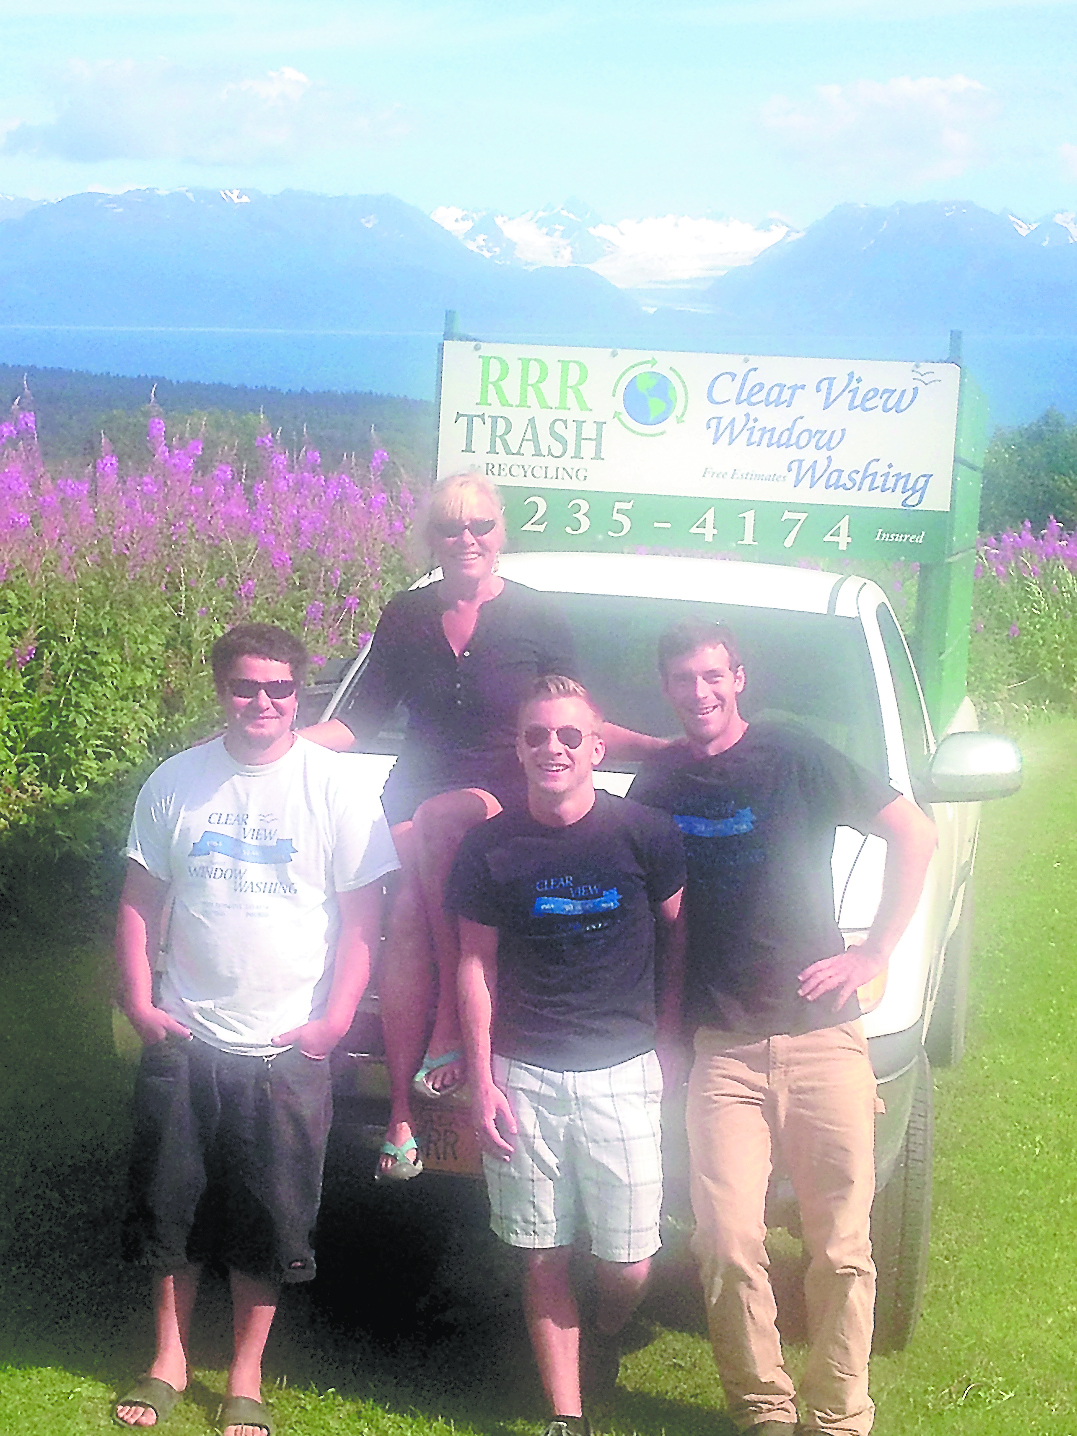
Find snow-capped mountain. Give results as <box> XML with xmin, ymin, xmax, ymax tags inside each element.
<box><xmin>0</xmin><ymin>187</ymin><xmax>640</xmax><ymax>336</ymax></box>
<box><xmin>1007</xmin><ymin>210</ymin><xmax>1077</xmax><ymax>246</ymax></box>
<box><xmin>1</xmin><ymin>189</ymin><xmax>1075</xmax><ymax>425</ymax></box>
<box><xmin>431</xmin><ymin>200</ymin><xmax>792</xmax><ymax>296</ymax></box>
<box><xmin>702</xmin><ymin>200</ymin><xmax>1077</xmax><ymax>335</ymax></box>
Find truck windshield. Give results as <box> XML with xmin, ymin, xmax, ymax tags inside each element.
<box><xmin>555</xmin><ymin>592</ymin><xmax>888</xmax><ymax>779</ymax></box>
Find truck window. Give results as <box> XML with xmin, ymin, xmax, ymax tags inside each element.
<box><xmin>554</xmin><ymin>593</ymin><xmax>888</xmax><ymax>778</ymax></box>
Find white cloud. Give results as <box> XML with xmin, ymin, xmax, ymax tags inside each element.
<box><xmin>763</xmin><ymin>75</ymin><xmax>998</xmax><ymax>186</ymax></box>
<box><xmin>1060</xmin><ymin>143</ymin><xmax>1077</xmax><ymax>181</ymax></box>
<box><xmin>0</xmin><ymin>58</ymin><xmax>397</xmax><ymax>165</ymax></box>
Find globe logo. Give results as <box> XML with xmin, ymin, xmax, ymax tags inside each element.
<box><xmin>622</xmin><ymin>370</ymin><xmax>677</xmax><ymax>426</ymax></box>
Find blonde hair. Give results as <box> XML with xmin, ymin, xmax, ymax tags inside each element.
<box><xmin>520</xmin><ymin>674</ymin><xmax>604</xmax><ymax>725</ymax></box>
<box><xmin>420</xmin><ymin>470</ymin><xmax>505</xmax><ymax>557</ymax></box>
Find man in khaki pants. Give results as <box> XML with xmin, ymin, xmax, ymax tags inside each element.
<box><xmin>633</xmin><ymin>620</ymin><xmax>936</xmax><ymax>1436</ymax></box>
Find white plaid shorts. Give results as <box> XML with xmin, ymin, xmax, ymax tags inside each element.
<box><xmin>484</xmin><ymin>1050</ymin><xmax>664</xmax><ymax>1263</ymax></box>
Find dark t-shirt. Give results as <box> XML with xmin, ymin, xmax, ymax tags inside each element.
<box><xmin>446</xmin><ymin>791</ymin><xmax>686</xmax><ymax>1071</ymax></box>
<box><xmin>337</xmin><ymin>579</ymin><xmax>577</xmax><ymax>824</ymax></box>
<box><xmin>631</xmin><ymin>723</ymin><xmax>898</xmax><ymax>1038</ymax></box>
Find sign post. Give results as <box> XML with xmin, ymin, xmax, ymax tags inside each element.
<box><xmin>911</xmin><ymin>333</ymin><xmax>987</xmax><ymax>731</ymax></box>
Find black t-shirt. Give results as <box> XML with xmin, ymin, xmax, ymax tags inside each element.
<box><xmin>631</xmin><ymin>723</ymin><xmax>898</xmax><ymax>1038</ymax></box>
<box><xmin>337</xmin><ymin>579</ymin><xmax>577</xmax><ymax>822</ymax></box>
<box><xmin>446</xmin><ymin>791</ymin><xmax>686</xmax><ymax>1071</ymax></box>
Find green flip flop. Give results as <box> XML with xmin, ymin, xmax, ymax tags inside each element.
<box><xmin>218</xmin><ymin>1394</ymin><xmax>274</xmax><ymax>1435</ymax></box>
<box><xmin>374</xmin><ymin>1135</ymin><xmax>424</xmax><ymax>1182</ymax></box>
<box><xmin>113</xmin><ymin>1375</ymin><xmax>183</xmax><ymax>1426</ymax></box>
<box><xmin>411</xmin><ymin>1048</ymin><xmax>465</xmax><ymax>1100</ymax></box>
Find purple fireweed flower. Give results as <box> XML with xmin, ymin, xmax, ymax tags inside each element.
<box><xmin>370</xmin><ymin>449</ymin><xmax>388</xmax><ymax>479</ymax></box>
<box><xmin>147</xmin><ymin>416</ymin><xmax>166</xmax><ymax>442</ymax></box>
<box><xmin>343</xmin><ymin>594</ymin><xmax>360</xmax><ymax>612</ymax></box>
<box><xmin>1009</xmin><ymin>624</ymin><xmax>1020</xmax><ymax>637</ymax></box>
<box><xmin>974</xmin><ymin>562</ymin><xmax>984</xmax><ymax>579</ymax></box>
<box><xmin>311</xmin><ymin>654</ymin><xmax>327</xmax><ymax>666</ymax></box>
<box><xmin>0</xmin><ymin>422</ymin><xmax>16</xmax><ymax>441</ymax></box>
<box><xmin>304</xmin><ymin>601</ymin><xmax>325</xmax><ymax>626</ymax></box>
<box><xmin>16</xmin><ymin>411</ymin><xmax>36</xmax><ymax>435</ymax></box>
<box><xmin>255</xmin><ymin>433</ymin><xmax>274</xmax><ymax>449</ymax></box>
<box><xmin>973</xmin><ymin>621</ymin><xmax>984</xmax><ymax>633</ymax></box>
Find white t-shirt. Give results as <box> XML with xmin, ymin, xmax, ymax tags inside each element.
<box><xmin>126</xmin><ymin>735</ymin><xmax>400</xmax><ymax>1054</ymax></box>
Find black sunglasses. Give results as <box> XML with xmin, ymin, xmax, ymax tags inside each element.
<box><xmin>433</xmin><ymin>517</ymin><xmax>499</xmax><ymax>539</ymax></box>
<box><xmin>227</xmin><ymin>678</ymin><xmax>297</xmax><ymax>700</ymax></box>
<box><xmin>522</xmin><ymin>724</ymin><xmax>589</xmax><ymax>750</ymax></box>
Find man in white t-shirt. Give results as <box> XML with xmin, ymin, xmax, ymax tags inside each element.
<box><xmin>113</xmin><ymin>623</ymin><xmax>399</xmax><ymax>1436</ymax></box>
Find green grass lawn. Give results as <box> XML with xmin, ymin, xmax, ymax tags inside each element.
<box><xmin>1</xmin><ymin>718</ymin><xmax>1075</xmax><ymax>1435</ymax></box>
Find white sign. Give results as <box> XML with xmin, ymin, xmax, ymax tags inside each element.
<box><xmin>438</xmin><ymin>340</ymin><xmax>961</xmax><ymax>515</ymax></box>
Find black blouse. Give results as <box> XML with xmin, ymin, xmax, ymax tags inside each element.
<box><xmin>337</xmin><ymin>579</ymin><xmax>578</xmax><ymax>820</ymax></box>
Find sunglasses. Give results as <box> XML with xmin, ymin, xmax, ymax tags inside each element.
<box><xmin>433</xmin><ymin>517</ymin><xmax>499</xmax><ymax>540</ymax></box>
<box><xmin>522</xmin><ymin>724</ymin><xmax>590</xmax><ymax>750</ymax></box>
<box><xmin>227</xmin><ymin>678</ymin><xmax>297</xmax><ymax>700</ymax></box>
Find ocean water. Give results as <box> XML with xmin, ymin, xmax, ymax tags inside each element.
<box><xmin>0</xmin><ymin>325</ymin><xmax>1073</xmax><ymax>430</ymax></box>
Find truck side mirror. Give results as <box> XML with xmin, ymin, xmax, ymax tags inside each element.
<box><xmin>920</xmin><ymin>731</ymin><xmax>1022</xmax><ymax>804</ymax></box>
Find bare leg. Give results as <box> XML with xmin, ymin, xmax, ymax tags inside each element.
<box><xmin>594</xmin><ymin>1256</ymin><xmax>651</xmax><ymax>1336</ymax></box>
<box><xmin>410</xmin><ymin>788</ymin><xmax>502</xmax><ymax>1092</ymax></box>
<box><xmin>524</xmin><ymin>1247</ymin><xmax>583</xmax><ymax>1419</ymax></box>
<box><xmin>223</xmin><ymin>1269</ymin><xmax>279</xmax><ymax>1436</ymax></box>
<box><xmin>378</xmin><ymin>823</ymin><xmax>433</xmax><ymax>1174</ymax></box>
<box><xmin>114</xmin><ymin>1263</ymin><xmax>201</xmax><ymax>1427</ymax></box>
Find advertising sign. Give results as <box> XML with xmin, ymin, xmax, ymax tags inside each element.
<box><xmin>437</xmin><ymin>340</ymin><xmax>962</xmax><ymax>562</ymax></box>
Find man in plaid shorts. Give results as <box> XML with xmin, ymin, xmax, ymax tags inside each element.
<box><xmin>450</xmin><ymin>675</ymin><xmax>686</xmax><ymax>1436</ymax></box>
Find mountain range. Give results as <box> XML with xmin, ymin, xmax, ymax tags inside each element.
<box><xmin>0</xmin><ymin>188</ymin><xmax>638</xmax><ymax>339</ymax></box>
<box><xmin>0</xmin><ymin>188</ymin><xmax>1075</xmax><ymax>425</ymax></box>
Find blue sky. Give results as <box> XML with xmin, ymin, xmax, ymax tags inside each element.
<box><xmin>3</xmin><ymin>0</ymin><xmax>1076</xmax><ymax>226</ymax></box>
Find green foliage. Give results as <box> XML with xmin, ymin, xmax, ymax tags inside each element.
<box><xmin>968</xmin><ymin>559</ymin><xmax>1077</xmax><ymax>720</ymax></box>
<box><xmin>0</xmin><ymin>363</ymin><xmax>437</xmax><ymax>480</ymax></box>
<box><xmin>981</xmin><ymin>408</ymin><xmax>1077</xmax><ymax>534</ymax></box>
<box><xmin>0</xmin><ymin>412</ymin><xmax>416</xmax><ymax>927</ymax></box>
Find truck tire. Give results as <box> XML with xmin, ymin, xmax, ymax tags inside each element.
<box><xmin>925</xmin><ymin>883</ymin><xmax>973</xmax><ymax>1068</ymax></box>
<box><xmin>870</xmin><ymin>1049</ymin><xmax>933</xmax><ymax>1352</ymax></box>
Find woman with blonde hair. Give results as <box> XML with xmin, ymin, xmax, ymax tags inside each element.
<box><xmin>305</xmin><ymin>471</ymin><xmax>667</xmax><ymax>1177</ymax></box>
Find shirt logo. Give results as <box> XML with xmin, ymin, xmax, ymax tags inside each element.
<box><xmin>189</xmin><ymin>832</ymin><xmax>297</xmax><ymax>864</ymax></box>
<box><xmin>673</xmin><ymin>808</ymin><xmax>755</xmax><ymax>838</ymax></box>
<box><xmin>532</xmin><ymin>888</ymin><xmax>622</xmax><ymax>916</ymax></box>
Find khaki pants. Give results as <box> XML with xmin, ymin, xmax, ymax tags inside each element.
<box><xmin>686</xmin><ymin>1023</ymin><xmax>877</xmax><ymax>1436</ymax></box>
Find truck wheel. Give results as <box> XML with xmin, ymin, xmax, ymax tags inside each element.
<box><xmin>871</xmin><ymin>1049</ymin><xmax>933</xmax><ymax>1352</ymax></box>
<box><xmin>925</xmin><ymin>883</ymin><xmax>973</xmax><ymax>1068</ymax></box>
